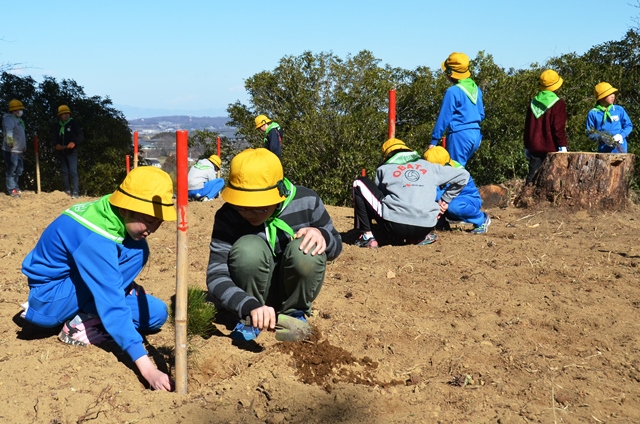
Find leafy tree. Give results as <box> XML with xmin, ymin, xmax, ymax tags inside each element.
<box><xmin>0</xmin><ymin>73</ymin><xmax>131</xmax><ymax>196</ymax></box>
<box><xmin>228</xmin><ymin>50</ymin><xmax>397</xmax><ymax>205</ymax></box>
<box><xmin>188</xmin><ymin>129</ymin><xmax>239</xmax><ymax>180</ymax></box>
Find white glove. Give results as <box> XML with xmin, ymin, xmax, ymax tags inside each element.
<box><xmin>558</xmin><ymin>146</ymin><xmax>567</xmax><ymax>153</ymax></box>
<box><xmin>613</xmin><ymin>134</ymin><xmax>623</xmax><ymax>144</ymax></box>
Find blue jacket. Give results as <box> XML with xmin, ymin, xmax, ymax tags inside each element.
<box><xmin>431</xmin><ymin>83</ymin><xmax>485</xmax><ymax>144</ymax></box>
<box><xmin>586</xmin><ymin>104</ymin><xmax>633</xmax><ymax>153</ymax></box>
<box><xmin>22</xmin><ymin>197</ymin><xmax>150</xmax><ymax>361</ymax></box>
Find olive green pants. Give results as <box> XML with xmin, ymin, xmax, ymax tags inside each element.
<box><xmin>228</xmin><ymin>235</ymin><xmax>326</xmax><ymax>316</ymax></box>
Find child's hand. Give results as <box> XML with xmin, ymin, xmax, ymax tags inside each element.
<box><xmin>296</xmin><ymin>227</ymin><xmax>326</xmax><ymax>256</ymax></box>
<box><xmin>135</xmin><ymin>355</ymin><xmax>174</xmax><ymax>391</ymax></box>
<box><xmin>438</xmin><ymin>200</ymin><xmax>449</xmax><ymax>215</ymax></box>
<box><xmin>250</xmin><ymin>305</ymin><xmax>277</xmax><ymax>331</ymax></box>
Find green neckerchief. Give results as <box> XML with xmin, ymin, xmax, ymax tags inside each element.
<box><xmin>457</xmin><ymin>78</ymin><xmax>479</xmax><ymax>104</ymax></box>
<box><xmin>595</xmin><ymin>104</ymin><xmax>613</xmax><ymax>124</ymax></box>
<box><xmin>59</xmin><ymin>117</ymin><xmax>72</xmax><ymax>136</ymax></box>
<box><xmin>193</xmin><ymin>160</ymin><xmax>215</xmax><ymax>170</ymax></box>
<box><xmin>264</xmin><ymin>178</ymin><xmax>296</xmax><ymax>255</ymax></box>
<box><xmin>62</xmin><ymin>194</ymin><xmax>126</xmax><ymax>243</ymax></box>
<box><xmin>385</xmin><ymin>151</ymin><xmax>422</xmax><ymax>165</ymax></box>
<box><xmin>18</xmin><ymin>118</ymin><xmax>25</xmax><ymax>129</ymax></box>
<box><xmin>530</xmin><ymin>91</ymin><xmax>560</xmax><ymax>119</ymax></box>
<box><xmin>263</xmin><ymin>122</ymin><xmax>281</xmax><ymax>145</ymax></box>
<box><xmin>446</xmin><ymin>160</ymin><xmax>464</xmax><ymax>169</ymax></box>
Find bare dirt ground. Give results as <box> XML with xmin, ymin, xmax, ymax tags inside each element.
<box><xmin>1</xmin><ymin>189</ymin><xmax>640</xmax><ymax>423</ymax></box>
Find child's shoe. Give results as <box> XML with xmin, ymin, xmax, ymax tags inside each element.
<box><xmin>230</xmin><ymin>318</ymin><xmax>261</xmax><ymax>341</ymax></box>
<box><xmin>288</xmin><ymin>310</ymin><xmax>307</xmax><ymax>323</ymax></box>
<box><xmin>355</xmin><ymin>234</ymin><xmax>378</xmax><ymax>248</ymax></box>
<box><xmin>58</xmin><ymin>313</ymin><xmax>111</xmax><ymax>346</ymax></box>
<box><xmin>415</xmin><ymin>232</ymin><xmax>438</xmax><ymax>245</ymax></box>
<box><xmin>470</xmin><ymin>213</ymin><xmax>491</xmax><ymax>234</ymax></box>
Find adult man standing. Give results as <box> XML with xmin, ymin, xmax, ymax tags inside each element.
<box><xmin>2</xmin><ymin>99</ymin><xmax>27</xmax><ymax>197</ymax></box>
<box><xmin>254</xmin><ymin>114</ymin><xmax>283</xmax><ymax>160</ymax></box>
<box><xmin>53</xmin><ymin>105</ymin><xmax>84</xmax><ymax>198</ymax></box>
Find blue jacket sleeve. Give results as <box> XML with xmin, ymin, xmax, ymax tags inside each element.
<box><xmin>621</xmin><ymin>108</ymin><xmax>633</xmax><ymax>139</ymax></box>
<box><xmin>73</xmin><ymin>235</ymin><xmax>148</xmax><ymax>361</ymax></box>
<box><xmin>431</xmin><ymin>88</ymin><xmax>456</xmax><ymax>144</ymax></box>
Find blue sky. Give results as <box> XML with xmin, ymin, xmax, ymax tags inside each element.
<box><xmin>2</xmin><ymin>1</ymin><xmax>638</xmax><ymax>119</ymax></box>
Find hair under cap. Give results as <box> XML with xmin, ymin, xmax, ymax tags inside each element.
<box><xmin>594</xmin><ymin>82</ymin><xmax>618</xmax><ymax>101</ymax></box>
<box><xmin>254</xmin><ymin>114</ymin><xmax>272</xmax><ymax>129</ymax></box>
<box><xmin>381</xmin><ymin>138</ymin><xmax>409</xmax><ymax>159</ymax></box>
<box><xmin>222</xmin><ymin>148</ymin><xmax>285</xmax><ymax>207</ymax></box>
<box><xmin>441</xmin><ymin>52</ymin><xmax>471</xmax><ymax>80</ymax></box>
<box><xmin>208</xmin><ymin>154</ymin><xmax>221</xmax><ymax>169</ymax></box>
<box><xmin>57</xmin><ymin>105</ymin><xmax>72</xmax><ymax>116</ymax></box>
<box><xmin>423</xmin><ymin>146</ymin><xmax>451</xmax><ymax>166</ymax></box>
<box><xmin>109</xmin><ymin>166</ymin><xmax>176</xmax><ymax>221</ymax></box>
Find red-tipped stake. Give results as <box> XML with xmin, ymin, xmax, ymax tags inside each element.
<box><xmin>174</xmin><ymin>130</ymin><xmax>189</xmax><ymax>394</ymax></box>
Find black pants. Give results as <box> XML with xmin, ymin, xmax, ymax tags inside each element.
<box><xmin>526</xmin><ymin>152</ymin><xmax>547</xmax><ymax>185</ymax></box>
<box><xmin>352</xmin><ymin>176</ymin><xmax>433</xmax><ymax>243</ymax></box>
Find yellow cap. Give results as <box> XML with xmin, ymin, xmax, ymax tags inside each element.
<box><xmin>208</xmin><ymin>154</ymin><xmax>221</xmax><ymax>168</ymax></box>
<box><xmin>57</xmin><ymin>105</ymin><xmax>72</xmax><ymax>116</ymax></box>
<box><xmin>441</xmin><ymin>52</ymin><xmax>471</xmax><ymax>80</ymax></box>
<box><xmin>109</xmin><ymin>167</ymin><xmax>176</xmax><ymax>221</ymax></box>
<box><xmin>423</xmin><ymin>146</ymin><xmax>451</xmax><ymax>166</ymax></box>
<box><xmin>9</xmin><ymin>99</ymin><xmax>24</xmax><ymax>112</ymax></box>
<box><xmin>538</xmin><ymin>70</ymin><xmax>563</xmax><ymax>92</ymax></box>
<box><xmin>222</xmin><ymin>148</ymin><xmax>285</xmax><ymax>207</ymax></box>
<box><xmin>381</xmin><ymin>138</ymin><xmax>409</xmax><ymax>159</ymax></box>
<box><xmin>254</xmin><ymin>114</ymin><xmax>272</xmax><ymax>129</ymax></box>
<box><xmin>594</xmin><ymin>82</ymin><xmax>618</xmax><ymax>101</ymax></box>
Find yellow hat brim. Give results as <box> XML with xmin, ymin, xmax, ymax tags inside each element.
<box><xmin>221</xmin><ymin>185</ymin><xmax>284</xmax><ymax>208</ymax></box>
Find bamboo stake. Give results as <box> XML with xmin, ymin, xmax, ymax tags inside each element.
<box><xmin>174</xmin><ymin>129</ymin><xmax>189</xmax><ymax>394</ymax></box>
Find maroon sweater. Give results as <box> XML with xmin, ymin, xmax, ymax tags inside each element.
<box><xmin>523</xmin><ymin>98</ymin><xmax>568</xmax><ymax>154</ymax></box>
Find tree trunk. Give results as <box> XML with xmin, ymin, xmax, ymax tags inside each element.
<box><xmin>515</xmin><ymin>152</ymin><xmax>635</xmax><ymax>209</ymax></box>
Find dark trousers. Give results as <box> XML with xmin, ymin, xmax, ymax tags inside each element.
<box><xmin>352</xmin><ymin>176</ymin><xmax>433</xmax><ymax>243</ymax></box>
<box><xmin>57</xmin><ymin>150</ymin><xmax>79</xmax><ymax>195</ymax></box>
<box><xmin>526</xmin><ymin>152</ymin><xmax>547</xmax><ymax>184</ymax></box>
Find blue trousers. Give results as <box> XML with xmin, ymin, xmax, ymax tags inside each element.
<box><xmin>3</xmin><ymin>150</ymin><xmax>24</xmax><ymax>192</ymax></box>
<box><xmin>446</xmin><ymin>129</ymin><xmax>482</xmax><ymax>167</ymax></box>
<box><xmin>446</xmin><ymin>194</ymin><xmax>485</xmax><ymax>227</ymax></box>
<box><xmin>24</xmin><ymin>239</ymin><xmax>167</xmax><ymax>331</ymax></box>
<box><xmin>188</xmin><ymin>178</ymin><xmax>224</xmax><ymax>200</ymax></box>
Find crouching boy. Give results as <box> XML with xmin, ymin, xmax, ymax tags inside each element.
<box><xmin>21</xmin><ymin>167</ymin><xmax>176</xmax><ymax>391</ymax></box>
<box><xmin>206</xmin><ymin>148</ymin><xmax>342</xmax><ymax>341</ymax></box>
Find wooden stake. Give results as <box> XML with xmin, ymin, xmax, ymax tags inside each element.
<box><xmin>175</xmin><ymin>129</ymin><xmax>189</xmax><ymax>394</ymax></box>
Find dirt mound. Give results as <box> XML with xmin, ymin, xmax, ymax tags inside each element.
<box><xmin>277</xmin><ymin>327</ymin><xmax>402</xmax><ymax>393</ymax></box>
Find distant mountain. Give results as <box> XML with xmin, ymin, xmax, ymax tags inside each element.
<box><xmin>116</xmin><ymin>104</ymin><xmax>228</xmax><ymax>120</ymax></box>
<box><xmin>128</xmin><ymin>115</ymin><xmax>237</xmax><ymax>139</ymax></box>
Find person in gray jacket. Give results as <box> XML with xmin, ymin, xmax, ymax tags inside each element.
<box><xmin>187</xmin><ymin>154</ymin><xmax>224</xmax><ymax>201</ymax></box>
<box><xmin>352</xmin><ymin>138</ymin><xmax>469</xmax><ymax>248</ymax></box>
<box><xmin>2</xmin><ymin>99</ymin><xmax>27</xmax><ymax>197</ymax></box>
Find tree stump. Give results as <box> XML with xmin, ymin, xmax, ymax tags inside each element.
<box><xmin>515</xmin><ymin>152</ymin><xmax>635</xmax><ymax>209</ymax></box>
<box><xmin>479</xmin><ymin>184</ymin><xmax>510</xmax><ymax>208</ymax></box>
